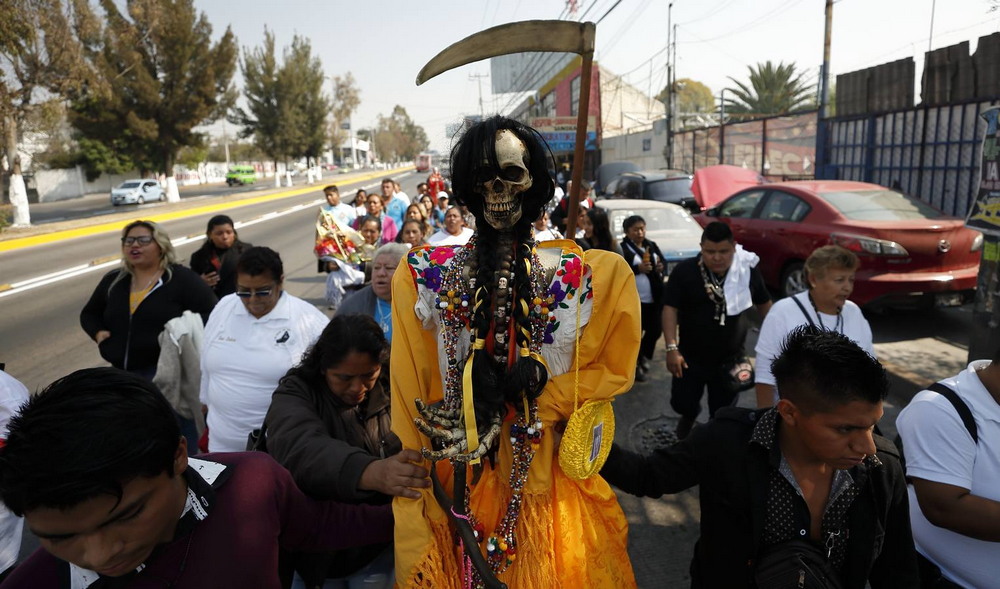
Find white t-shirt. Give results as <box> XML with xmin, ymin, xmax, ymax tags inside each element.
<box><xmin>755</xmin><ymin>291</ymin><xmax>874</xmax><ymax>393</ymax></box>
<box><xmin>427</xmin><ymin>227</ymin><xmax>474</xmax><ymax>246</ymax></box>
<box><xmin>393</xmin><ymin>191</ymin><xmax>410</xmax><ymax>208</ymax></box>
<box><xmin>0</xmin><ymin>371</ymin><xmax>29</xmax><ymax>574</ymax></box>
<box><xmin>896</xmin><ymin>361</ymin><xmax>1000</xmax><ymax>589</ymax></box>
<box><xmin>320</xmin><ymin>202</ymin><xmax>356</xmax><ymax>227</ymax></box>
<box><xmin>200</xmin><ymin>292</ymin><xmax>328</xmax><ymax>452</ymax></box>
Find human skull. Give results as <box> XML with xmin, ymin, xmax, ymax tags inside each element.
<box><xmin>475</xmin><ymin>129</ymin><xmax>532</xmax><ymax>230</ymax></box>
<box><xmin>498</xmin><ymin>276</ymin><xmax>508</xmax><ymax>290</ymax></box>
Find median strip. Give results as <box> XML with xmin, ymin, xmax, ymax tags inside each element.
<box><xmin>0</xmin><ymin>167</ymin><xmax>411</xmax><ymax>254</ymax></box>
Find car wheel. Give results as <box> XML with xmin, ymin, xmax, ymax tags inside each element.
<box><xmin>781</xmin><ymin>262</ymin><xmax>807</xmax><ymax>298</ymax></box>
<box><xmin>158</xmin><ymin>192</ymin><xmax>164</xmax><ymax>202</ymax></box>
<box><xmin>137</xmin><ymin>195</ymin><xmax>145</xmax><ymax>205</ymax></box>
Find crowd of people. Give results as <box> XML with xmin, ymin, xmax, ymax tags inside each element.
<box><xmin>0</xmin><ymin>116</ymin><xmax>996</xmax><ymax>589</ymax></box>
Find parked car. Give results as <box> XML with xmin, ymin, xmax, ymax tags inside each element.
<box><xmin>604</xmin><ymin>170</ymin><xmax>699</xmax><ymax>213</ymax></box>
<box><xmin>110</xmin><ymin>180</ymin><xmax>163</xmax><ymax>206</ymax></box>
<box><xmin>596</xmin><ymin>198</ymin><xmax>702</xmax><ymax>280</ymax></box>
<box><xmin>592</xmin><ymin>161</ymin><xmax>639</xmax><ymax>196</ymax></box>
<box><xmin>695</xmin><ymin>180</ymin><xmax>982</xmax><ymax>308</ymax></box>
<box><xmin>226</xmin><ymin>165</ymin><xmax>257</xmax><ymax>186</ymax></box>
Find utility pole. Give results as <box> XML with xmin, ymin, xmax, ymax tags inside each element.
<box><xmin>222</xmin><ymin>120</ymin><xmax>231</xmax><ymax>168</ymax></box>
<box><xmin>469</xmin><ymin>72</ymin><xmax>488</xmax><ymax>118</ymax></box>
<box><xmin>665</xmin><ymin>2</ymin><xmax>674</xmax><ymax>168</ymax></box>
<box><xmin>818</xmin><ymin>0</ymin><xmax>833</xmax><ymax>120</ymax></box>
<box><xmin>928</xmin><ymin>0</ymin><xmax>937</xmax><ymax>53</ymax></box>
<box><xmin>719</xmin><ymin>88</ymin><xmax>727</xmax><ymax>165</ymax></box>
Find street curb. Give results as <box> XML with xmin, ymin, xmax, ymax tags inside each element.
<box><xmin>0</xmin><ymin>167</ymin><xmax>411</xmax><ymax>254</ymax></box>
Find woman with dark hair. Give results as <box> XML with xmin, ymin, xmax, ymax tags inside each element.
<box><xmin>81</xmin><ymin>220</ymin><xmax>217</xmax><ymax>379</ymax></box>
<box><xmin>189</xmin><ymin>214</ymin><xmax>252</xmax><ymax>297</ymax></box>
<box><xmin>395</xmin><ymin>218</ymin><xmax>427</xmax><ymax>248</ymax></box>
<box><xmin>581</xmin><ymin>207</ymin><xmax>622</xmax><ymax>255</ymax></box>
<box><xmin>391</xmin><ymin>115</ymin><xmax>641</xmax><ymax>587</ymax></box>
<box><xmin>265</xmin><ymin>314</ymin><xmax>427</xmax><ymax>588</ymax></box>
<box><xmin>619</xmin><ymin>214</ymin><xmax>666</xmax><ymax>382</ymax></box>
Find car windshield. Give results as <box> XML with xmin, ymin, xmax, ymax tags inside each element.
<box><xmin>605</xmin><ymin>206</ymin><xmax>698</xmax><ymax>240</ymax></box>
<box><xmin>821</xmin><ymin>189</ymin><xmax>944</xmax><ymax>221</ymax></box>
<box><xmin>645</xmin><ymin>178</ymin><xmax>693</xmax><ymax>203</ymax></box>
<box><xmin>118</xmin><ymin>181</ymin><xmax>142</xmax><ymax>189</ymax></box>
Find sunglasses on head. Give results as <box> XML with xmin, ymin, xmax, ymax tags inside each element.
<box><xmin>122</xmin><ymin>236</ymin><xmax>155</xmax><ymax>246</ymax></box>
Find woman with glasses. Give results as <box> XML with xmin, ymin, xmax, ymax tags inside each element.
<box><xmin>81</xmin><ymin>220</ymin><xmax>217</xmax><ymax>379</ymax></box>
<box><xmin>200</xmin><ymin>246</ymin><xmax>329</xmax><ymax>453</ymax></box>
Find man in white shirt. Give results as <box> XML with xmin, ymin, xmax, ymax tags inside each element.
<box><xmin>200</xmin><ymin>247</ymin><xmax>328</xmax><ymax>452</ymax></box>
<box><xmin>320</xmin><ymin>184</ymin><xmax>356</xmax><ymax>227</ymax></box>
<box><xmin>896</xmin><ymin>351</ymin><xmax>1000</xmax><ymax>589</ymax></box>
<box><xmin>0</xmin><ymin>369</ymin><xmax>30</xmax><ymax>580</ymax></box>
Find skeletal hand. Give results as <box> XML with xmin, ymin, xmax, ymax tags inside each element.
<box><xmin>414</xmin><ymin>398</ymin><xmax>502</xmax><ymax>463</ymax></box>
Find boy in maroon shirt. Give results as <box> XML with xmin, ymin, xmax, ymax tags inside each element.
<box><xmin>0</xmin><ymin>368</ymin><xmax>393</xmax><ymax>588</ymax></box>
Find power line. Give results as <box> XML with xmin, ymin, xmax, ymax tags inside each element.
<box><xmin>682</xmin><ymin>0</ymin><xmax>808</xmax><ymax>43</ymax></box>
<box><xmin>678</xmin><ymin>0</ymin><xmax>738</xmax><ymax>25</ymax></box>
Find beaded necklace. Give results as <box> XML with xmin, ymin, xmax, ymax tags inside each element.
<box><xmin>697</xmin><ymin>257</ymin><xmax>727</xmax><ymax>325</ymax></box>
<box><xmin>434</xmin><ymin>235</ymin><xmax>555</xmax><ymax>585</ymax></box>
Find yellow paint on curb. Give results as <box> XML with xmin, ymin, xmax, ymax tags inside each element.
<box><xmin>0</xmin><ymin>284</ymin><xmax>11</xmax><ymax>292</ymax></box>
<box><xmin>0</xmin><ymin>167</ymin><xmax>411</xmax><ymax>254</ymax></box>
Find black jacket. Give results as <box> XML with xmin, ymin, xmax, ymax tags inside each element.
<box><xmin>601</xmin><ymin>407</ymin><xmax>919</xmax><ymax>589</ymax></box>
<box><xmin>79</xmin><ymin>265</ymin><xmax>217</xmax><ymax>372</ymax></box>
<box><xmin>619</xmin><ymin>237</ymin><xmax>665</xmax><ymax>306</ymax></box>
<box><xmin>189</xmin><ymin>240</ymin><xmax>252</xmax><ymax>298</ymax></box>
<box><xmin>264</xmin><ymin>371</ymin><xmax>400</xmax><ymax>583</ymax></box>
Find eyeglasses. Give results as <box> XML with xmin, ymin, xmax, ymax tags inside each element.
<box><xmin>121</xmin><ymin>236</ymin><xmax>155</xmax><ymax>246</ymax></box>
<box><xmin>235</xmin><ymin>284</ymin><xmax>277</xmax><ymax>299</ymax></box>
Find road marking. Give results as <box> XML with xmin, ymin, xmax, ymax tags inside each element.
<box><xmin>0</xmin><ymin>174</ymin><xmax>399</xmax><ymax>299</ymax></box>
<box><xmin>0</xmin><ymin>197</ymin><xmax>328</xmax><ymax>299</ymax></box>
<box><xmin>0</xmin><ymin>168</ymin><xmax>408</xmax><ymax>254</ymax></box>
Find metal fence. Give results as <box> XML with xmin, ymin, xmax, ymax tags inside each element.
<box><xmin>819</xmin><ymin>99</ymin><xmax>998</xmax><ymax>218</ymax></box>
<box><xmin>670</xmin><ymin>111</ymin><xmax>818</xmax><ymax>181</ymax></box>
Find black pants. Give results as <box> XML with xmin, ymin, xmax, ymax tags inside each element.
<box><xmin>639</xmin><ymin>302</ymin><xmax>662</xmax><ymax>361</ymax></box>
<box><xmin>669</xmin><ymin>360</ymin><xmax>737</xmax><ymax>419</ymax></box>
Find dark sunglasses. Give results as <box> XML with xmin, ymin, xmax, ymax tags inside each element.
<box><xmin>121</xmin><ymin>236</ymin><xmax>155</xmax><ymax>246</ymax></box>
<box><xmin>235</xmin><ymin>285</ymin><xmax>277</xmax><ymax>299</ymax></box>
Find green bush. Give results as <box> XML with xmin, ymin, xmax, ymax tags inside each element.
<box><xmin>0</xmin><ymin>204</ymin><xmax>12</xmax><ymax>232</ymax></box>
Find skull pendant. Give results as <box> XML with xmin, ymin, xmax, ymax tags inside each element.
<box><xmin>475</xmin><ymin>129</ymin><xmax>533</xmax><ymax>230</ymax></box>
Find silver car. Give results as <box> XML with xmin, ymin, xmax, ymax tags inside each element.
<box><xmin>596</xmin><ymin>198</ymin><xmax>702</xmax><ymax>278</ymax></box>
<box><xmin>110</xmin><ymin>180</ymin><xmax>164</xmax><ymax>206</ymax></box>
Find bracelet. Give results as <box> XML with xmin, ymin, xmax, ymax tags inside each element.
<box><xmin>665</xmin><ymin>344</ymin><xmax>679</xmax><ymax>353</ymax></box>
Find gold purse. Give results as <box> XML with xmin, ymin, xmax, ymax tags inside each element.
<box><xmin>558</xmin><ymin>277</ymin><xmax>615</xmax><ymax>480</ymax></box>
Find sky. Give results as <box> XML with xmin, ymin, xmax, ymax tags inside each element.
<box><xmin>194</xmin><ymin>0</ymin><xmax>1000</xmax><ymax>154</ymax></box>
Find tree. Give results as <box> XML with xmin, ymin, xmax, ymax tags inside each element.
<box><xmin>657</xmin><ymin>78</ymin><xmax>715</xmax><ymax>114</ymax></box>
<box><xmin>373</xmin><ymin>105</ymin><xmax>428</xmax><ymax>163</ymax></box>
<box><xmin>233</xmin><ymin>30</ymin><xmax>329</xmax><ymax>175</ymax></box>
<box><xmin>0</xmin><ymin>0</ymin><xmax>92</xmax><ymax>226</ymax></box>
<box><xmin>68</xmin><ymin>0</ymin><xmax>237</xmax><ymax>201</ymax></box>
<box><xmin>723</xmin><ymin>61</ymin><xmax>814</xmax><ymax>118</ymax></box>
<box><xmin>330</xmin><ymin>72</ymin><xmax>360</xmax><ymax>163</ymax></box>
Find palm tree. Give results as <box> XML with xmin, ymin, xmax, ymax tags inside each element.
<box><xmin>723</xmin><ymin>61</ymin><xmax>814</xmax><ymax>118</ymax></box>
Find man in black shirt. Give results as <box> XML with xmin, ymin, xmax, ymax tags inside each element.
<box><xmin>601</xmin><ymin>326</ymin><xmax>918</xmax><ymax>589</ymax></box>
<box><xmin>663</xmin><ymin>221</ymin><xmax>771</xmax><ymax>438</ymax></box>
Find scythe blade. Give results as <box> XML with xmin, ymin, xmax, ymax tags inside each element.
<box><xmin>416</xmin><ymin>20</ymin><xmax>595</xmax><ymax>86</ymax></box>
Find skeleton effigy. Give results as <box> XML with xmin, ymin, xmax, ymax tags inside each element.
<box><xmin>390</xmin><ymin>116</ymin><xmax>641</xmax><ymax>588</ymax></box>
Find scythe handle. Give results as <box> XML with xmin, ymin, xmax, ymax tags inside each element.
<box><xmin>430</xmin><ymin>464</ymin><xmax>508</xmax><ymax>589</ymax></box>
<box><xmin>564</xmin><ymin>50</ymin><xmax>595</xmax><ymax>239</ymax></box>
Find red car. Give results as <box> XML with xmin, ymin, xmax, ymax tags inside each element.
<box><xmin>695</xmin><ymin>180</ymin><xmax>982</xmax><ymax>308</ymax></box>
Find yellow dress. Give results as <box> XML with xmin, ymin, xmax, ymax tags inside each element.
<box><xmin>390</xmin><ymin>239</ymin><xmax>641</xmax><ymax>588</ymax></box>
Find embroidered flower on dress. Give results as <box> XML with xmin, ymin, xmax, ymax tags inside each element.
<box><xmin>422</xmin><ymin>266</ymin><xmax>443</xmax><ymax>292</ymax></box>
<box><xmin>430</xmin><ymin>247</ymin><xmax>456</xmax><ymax>265</ymax></box>
<box><xmin>559</xmin><ymin>256</ymin><xmax>583</xmax><ymax>289</ymax></box>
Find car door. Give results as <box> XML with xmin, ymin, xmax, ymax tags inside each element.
<box><xmin>715</xmin><ymin>189</ymin><xmax>766</xmax><ymax>246</ymax></box>
<box><xmin>750</xmin><ymin>190</ymin><xmax>814</xmax><ymax>283</ymax></box>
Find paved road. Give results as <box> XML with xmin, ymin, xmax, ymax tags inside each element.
<box><xmin>1</xmin><ymin>174</ymin><xmax>976</xmax><ymax>585</ymax></box>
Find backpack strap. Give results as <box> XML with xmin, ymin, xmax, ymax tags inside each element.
<box><xmin>789</xmin><ymin>294</ymin><xmax>816</xmax><ymax>327</ymax></box>
<box><xmin>927</xmin><ymin>382</ymin><xmax>978</xmax><ymax>444</ymax></box>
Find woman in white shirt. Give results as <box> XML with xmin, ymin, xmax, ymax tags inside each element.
<box><xmin>754</xmin><ymin>245</ymin><xmax>874</xmax><ymax>407</ymax></box>
<box><xmin>200</xmin><ymin>246</ymin><xmax>329</xmax><ymax>452</ymax></box>
<box><xmin>427</xmin><ymin>206</ymin><xmax>473</xmax><ymax>246</ymax></box>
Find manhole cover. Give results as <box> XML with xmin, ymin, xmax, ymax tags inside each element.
<box><xmin>632</xmin><ymin>415</ymin><xmax>680</xmax><ymax>454</ymax></box>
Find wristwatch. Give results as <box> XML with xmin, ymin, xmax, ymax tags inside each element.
<box><xmin>665</xmin><ymin>344</ymin><xmax>679</xmax><ymax>353</ymax></box>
